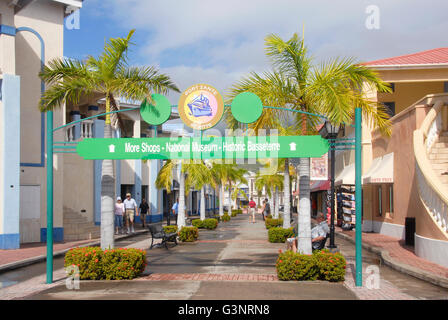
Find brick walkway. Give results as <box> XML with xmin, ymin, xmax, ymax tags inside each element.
<box><xmin>0</xmin><ymin>239</ymin><xmax>98</xmax><ymax>267</ymax></box>
<box><xmin>138</xmin><ymin>273</ymin><xmax>279</xmax><ymax>282</ymax></box>
<box><xmin>336</xmin><ymin>226</ymin><xmax>448</xmax><ymax>279</ymax></box>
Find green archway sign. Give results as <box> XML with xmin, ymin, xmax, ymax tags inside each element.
<box><xmin>76</xmin><ymin>85</ymin><xmax>330</xmax><ymax>159</ymax></box>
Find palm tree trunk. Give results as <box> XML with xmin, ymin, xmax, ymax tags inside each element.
<box><xmin>227</xmin><ymin>181</ymin><xmax>232</xmax><ymax>215</ymax></box>
<box><xmin>100</xmin><ymin>96</ymin><xmax>115</xmax><ymax>249</ymax></box>
<box><xmin>178</xmin><ymin>169</ymin><xmax>186</xmax><ymax>228</ymax></box>
<box><xmin>274</xmin><ymin>187</ymin><xmax>279</xmax><ymax>219</ymax></box>
<box><xmin>297</xmin><ymin>157</ymin><xmax>311</xmax><ymax>254</ymax></box>
<box><xmin>219</xmin><ymin>183</ymin><xmax>224</xmax><ymax>216</ymax></box>
<box><xmin>200</xmin><ymin>186</ymin><xmax>206</xmax><ymax>220</ymax></box>
<box><xmin>283</xmin><ymin>158</ymin><xmax>291</xmax><ymax>229</ymax></box>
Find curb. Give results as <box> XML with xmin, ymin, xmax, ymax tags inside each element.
<box><xmin>0</xmin><ymin>230</ymin><xmax>148</xmax><ymax>274</ymax></box>
<box><xmin>335</xmin><ymin>231</ymin><xmax>448</xmax><ymax>289</ymax></box>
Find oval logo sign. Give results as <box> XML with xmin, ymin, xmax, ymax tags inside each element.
<box><xmin>178</xmin><ymin>84</ymin><xmax>224</xmax><ymax>131</ymax></box>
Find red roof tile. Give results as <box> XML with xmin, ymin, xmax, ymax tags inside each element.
<box><xmin>362</xmin><ymin>48</ymin><xmax>448</xmax><ymax>66</ymax></box>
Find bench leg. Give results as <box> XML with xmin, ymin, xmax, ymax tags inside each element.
<box><xmin>150</xmin><ymin>237</ymin><xmax>154</xmax><ymax>249</ymax></box>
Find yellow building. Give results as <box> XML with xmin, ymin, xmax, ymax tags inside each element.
<box><xmin>336</xmin><ymin>48</ymin><xmax>448</xmax><ymax>267</ymax></box>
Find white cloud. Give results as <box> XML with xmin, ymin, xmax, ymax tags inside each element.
<box><xmin>89</xmin><ymin>0</ymin><xmax>448</xmax><ymax>94</ymax></box>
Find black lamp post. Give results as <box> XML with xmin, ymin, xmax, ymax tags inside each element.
<box><xmin>319</xmin><ymin>121</ymin><xmax>340</xmax><ymax>250</ymax></box>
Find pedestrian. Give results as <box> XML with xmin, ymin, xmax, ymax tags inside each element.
<box><xmin>262</xmin><ymin>198</ymin><xmax>270</xmax><ymax>221</ymax></box>
<box><xmin>248</xmin><ymin>197</ymin><xmax>257</xmax><ymax>223</ymax></box>
<box><xmin>123</xmin><ymin>193</ymin><xmax>139</xmax><ymax>234</ymax></box>
<box><xmin>172</xmin><ymin>198</ymin><xmax>179</xmax><ymax>225</ymax></box>
<box><xmin>139</xmin><ymin>198</ymin><xmax>149</xmax><ymax>228</ymax></box>
<box><xmin>114</xmin><ymin>197</ymin><xmax>125</xmax><ymax>235</ymax></box>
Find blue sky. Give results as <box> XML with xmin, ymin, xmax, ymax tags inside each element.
<box><xmin>64</xmin><ymin>0</ymin><xmax>448</xmax><ymax>103</ymax></box>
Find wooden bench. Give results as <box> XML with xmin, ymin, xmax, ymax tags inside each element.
<box><xmin>147</xmin><ymin>223</ymin><xmax>178</xmax><ymax>249</ymax></box>
<box><xmin>186</xmin><ymin>215</ymin><xmax>201</xmax><ymax>226</ymax></box>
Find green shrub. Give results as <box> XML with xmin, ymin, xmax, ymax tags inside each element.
<box><xmin>232</xmin><ymin>209</ymin><xmax>243</xmax><ymax>215</ymax></box>
<box><xmin>265</xmin><ymin>218</ymin><xmax>283</xmax><ymax>229</ymax></box>
<box><xmin>276</xmin><ymin>250</ymin><xmax>319</xmax><ymax>281</ymax></box>
<box><xmin>267</xmin><ymin>214</ymin><xmax>273</xmax><ymax>219</ymax></box>
<box><xmin>231</xmin><ymin>211</ymin><xmax>237</xmax><ymax>217</ymax></box>
<box><xmin>192</xmin><ymin>218</ymin><xmax>218</xmax><ymax>230</ymax></box>
<box><xmin>178</xmin><ymin>226</ymin><xmax>199</xmax><ymax>242</ymax></box>
<box><xmin>222</xmin><ymin>214</ymin><xmax>231</xmax><ymax>222</ymax></box>
<box><xmin>203</xmin><ymin>218</ymin><xmax>218</xmax><ymax>229</ymax></box>
<box><xmin>163</xmin><ymin>225</ymin><xmax>178</xmax><ymax>234</ymax></box>
<box><xmin>275</xmin><ymin>249</ymin><xmax>346</xmax><ymax>282</ymax></box>
<box><xmin>313</xmin><ymin>249</ymin><xmax>346</xmax><ymax>282</ymax></box>
<box><xmin>192</xmin><ymin>219</ymin><xmax>204</xmax><ymax>228</ymax></box>
<box><xmin>64</xmin><ymin>247</ymin><xmax>146</xmax><ymax>280</ymax></box>
<box><xmin>268</xmin><ymin>227</ymin><xmax>294</xmax><ymax>243</ymax></box>
<box><xmin>214</xmin><ymin>215</ymin><xmax>221</xmax><ymax>222</ymax></box>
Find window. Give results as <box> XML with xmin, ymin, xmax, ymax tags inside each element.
<box><xmin>383</xmin><ymin>102</ymin><xmax>395</xmax><ymax>118</ymax></box>
<box><xmin>389</xmin><ymin>83</ymin><xmax>395</xmax><ymax>92</ymax></box>
<box><xmin>378</xmin><ymin>186</ymin><xmax>382</xmax><ymax>217</ymax></box>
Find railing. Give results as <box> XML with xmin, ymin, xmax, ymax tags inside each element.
<box><xmin>414</xmin><ymin>100</ymin><xmax>448</xmax><ymax>235</ymax></box>
<box><xmin>65</xmin><ymin>120</ymin><xmax>94</xmax><ymax>142</ymax></box>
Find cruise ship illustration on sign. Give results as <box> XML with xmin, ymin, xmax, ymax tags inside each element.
<box><xmin>187</xmin><ymin>94</ymin><xmax>213</xmax><ymax>117</ymax></box>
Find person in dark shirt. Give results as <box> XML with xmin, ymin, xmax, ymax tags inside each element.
<box><xmin>139</xmin><ymin>198</ymin><xmax>150</xmax><ymax>228</ymax></box>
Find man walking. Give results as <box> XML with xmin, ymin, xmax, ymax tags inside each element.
<box><xmin>172</xmin><ymin>198</ymin><xmax>179</xmax><ymax>225</ymax></box>
<box><xmin>123</xmin><ymin>193</ymin><xmax>139</xmax><ymax>234</ymax></box>
<box><xmin>248</xmin><ymin>197</ymin><xmax>257</xmax><ymax>223</ymax></box>
<box><xmin>139</xmin><ymin>198</ymin><xmax>150</xmax><ymax>228</ymax></box>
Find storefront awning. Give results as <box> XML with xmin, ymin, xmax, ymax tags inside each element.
<box><xmin>335</xmin><ymin>163</ymin><xmax>355</xmax><ymax>186</ymax></box>
<box><xmin>310</xmin><ymin>180</ymin><xmax>330</xmax><ymax>192</ymax></box>
<box><xmin>362</xmin><ymin>153</ymin><xmax>394</xmax><ymax>184</ymax></box>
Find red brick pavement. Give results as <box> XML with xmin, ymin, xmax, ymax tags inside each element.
<box><xmin>138</xmin><ymin>273</ymin><xmax>279</xmax><ymax>282</ymax></box>
<box><xmin>336</xmin><ymin>226</ymin><xmax>448</xmax><ymax>279</ymax></box>
<box><xmin>0</xmin><ymin>239</ymin><xmax>100</xmax><ymax>267</ymax></box>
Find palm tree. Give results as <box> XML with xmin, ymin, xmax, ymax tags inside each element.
<box><xmin>210</xmin><ymin>162</ymin><xmax>230</xmax><ymax>217</ymax></box>
<box><xmin>39</xmin><ymin>30</ymin><xmax>180</xmax><ymax>249</ymax></box>
<box><xmin>228</xmin><ymin>31</ymin><xmax>391</xmax><ymax>254</ymax></box>
<box><xmin>231</xmin><ymin>182</ymin><xmax>249</xmax><ymax>209</ymax></box>
<box><xmin>184</xmin><ymin>161</ymin><xmax>215</xmax><ymax>221</ymax></box>
<box><xmin>254</xmin><ymin>171</ymin><xmax>282</xmax><ymax>217</ymax></box>
<box><xmin>227</xmin><ymin>167</ymin><xmax>248</xmax><ymax>214</ymax></box>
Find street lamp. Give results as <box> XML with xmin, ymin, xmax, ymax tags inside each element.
<box><xmin>319</xmin><ymin>121</ymin><xmax>340</xmax><ymax>250</ymax></box>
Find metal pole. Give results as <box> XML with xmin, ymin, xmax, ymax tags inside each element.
<box><xmin>46</xmin><ymin>111</ymin><xmax>54</xmax><ymax>284</ymax></box>
<box><xmin>328</xmin><ymin>141</ymin><xmax>337</xmax><ymax>249</ymax></box>
<box><xmin>355</xmin><ymin>108</ymin><xmax>363</xmax><ymax>286</ymax></box>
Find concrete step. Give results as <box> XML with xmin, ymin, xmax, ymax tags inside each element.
<box><xmin>430</xmin><ymin>163</ymin><xmax>448</xmax><ymax>170</ymax></box>
<box><xmin>428</xmin><ymin>153</ymin><xmax>448</xmax><ymax>160</ymax></box>
<box><xmin>429</xmin><ymin>159</ymin><xmax>448</xmax><ymax>165</ymax></box>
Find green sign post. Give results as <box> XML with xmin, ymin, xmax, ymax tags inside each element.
<box><xmin>76</xmin><ymin>135</ymin><xmax>329</xmax><ymax>160</ymax></box>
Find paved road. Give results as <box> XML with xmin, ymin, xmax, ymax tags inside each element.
<box><xmin>2</xmin><ymin>213</ymin><xmax>448</xmax><ymax>300</ymax></box>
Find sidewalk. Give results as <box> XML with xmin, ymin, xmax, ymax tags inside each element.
<box><xmin>335</xmin><ymin>226</ymin><xmax>448</xmax><ymax>288</ymax></box>
<box><xmin>0</xmin><ymin>229</ymin><xmax>148</xmax><ymax>273</ymax></box>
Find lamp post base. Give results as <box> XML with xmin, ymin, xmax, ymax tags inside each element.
<box><xmin>326</xmin><ymin>245</ymin><xmax>339</xmax><ymax>253</ymax></box>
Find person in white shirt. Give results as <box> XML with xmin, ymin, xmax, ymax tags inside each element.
<box><xmin>123</xmin><ymin>193</ymin><xmax>139</xmax><ymax>233</ymax></box>
<box><xmin>114</xmin><ymin>197</ymin><xmax>125</xmax><ymax>235</ymax></box>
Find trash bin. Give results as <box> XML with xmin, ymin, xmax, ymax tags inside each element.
<box><xmin>405</xmin><ymin>217</ymin><xmax>416</xmax><ymax>246</ymax></box>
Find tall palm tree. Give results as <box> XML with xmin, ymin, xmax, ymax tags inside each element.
<box><xmin>254</xmin><ymin>171</ymin><xmax>282</xmax><ymax>217</ymax></box>
<box><xmin>210</xmin><ymin>162</ymin><xmax>230</xmax><ymax>217</ymax></box>
<box><xmin>227</xmin><ymin>167</ymin><xmax>248</xmax><ymax>214</ymax></box>
<box><xmin>39</xmin><ymin>29</ymin><xmax>180</xmax><ymax>249</ymax></box>
<box><xmin>231</xmin><ymin>182</ymin><xmax>249</xmax><ymax>209</ymax></box>
<box><xmin>156</xmin><ymin>159</ymin><xmax>189</xmax><ymax>227</ymax></box>
<box><xmin>228</xmin><ymin>31</ymin><xmax>391</xmax><ymax>254</ymax></box>
<box><xmin>184</xmin><ymin>161</ymin><xmax>215</xmax><ymax>221</ymax></box>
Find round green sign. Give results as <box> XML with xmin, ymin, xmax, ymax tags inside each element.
<box><xmin>230</xmin><ymin>92</ymin><xmax>263</xmax><ymax>124</ymax></box>
<box><xmin>140</xmin><ymin>94</ymin><xmax>172</xmax><ymax>126</ymax></box>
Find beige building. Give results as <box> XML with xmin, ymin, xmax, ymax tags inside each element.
<box><xmin>335</xmin><ymin>48</ymin><xmax>448</xmax><ymax>267</ymax></box>
<box><xmin>0</xmin><ymin>0</ymin><xmax>83</xmax><ymax>248</ymax></box>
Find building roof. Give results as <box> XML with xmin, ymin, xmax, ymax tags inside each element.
<box><xmin>362</xmin><ymin>48</ymin><xmax>448</xmax><ymax>67</ymax></box>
